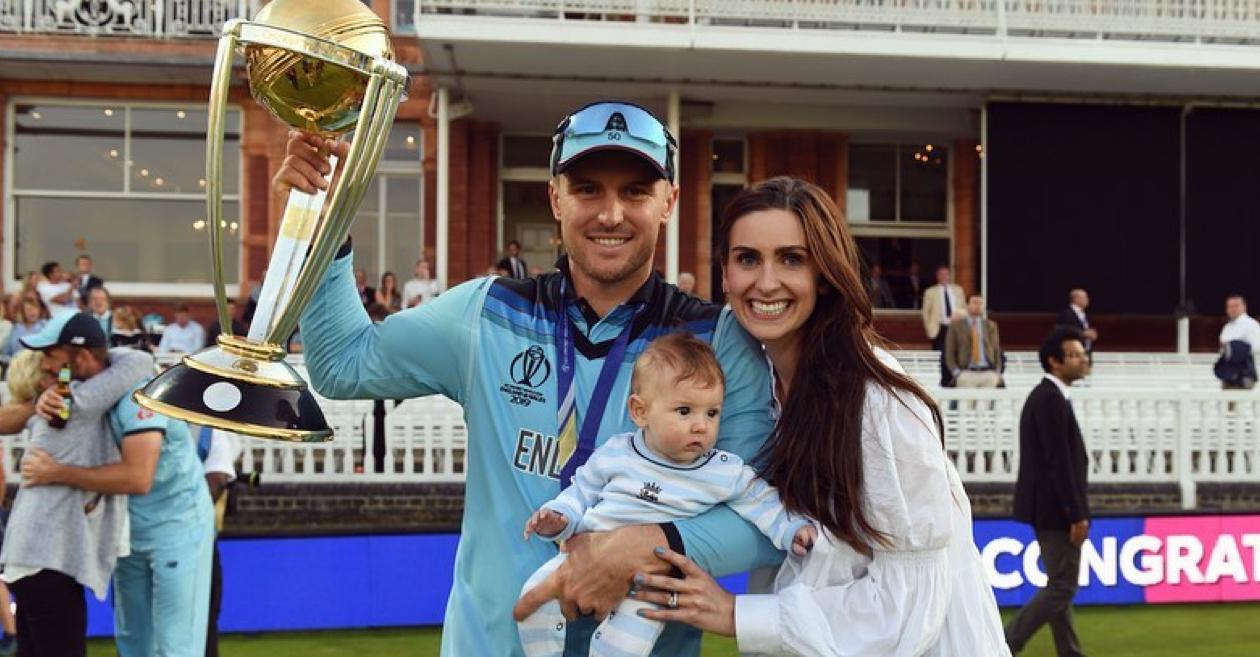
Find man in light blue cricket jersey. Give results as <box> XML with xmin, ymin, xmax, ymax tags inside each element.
<box><xmin>279</xmin><ymin>100</ymin><xmax>780</xmax><ymax>656</ymax></box>
<box><xmin>20</xmin><ymin>312</ymin><xmax>214</xmax><ymax>657</ymax></box>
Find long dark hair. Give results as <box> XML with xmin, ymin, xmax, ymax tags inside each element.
<box><xmin>717</xmin><ymin>177</ymin><xmax>944</xmax><ymax>556</ymax></box>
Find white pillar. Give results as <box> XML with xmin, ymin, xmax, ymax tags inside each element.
<box><xmin>666</xmin><ymin>90</ymin><xmax>681</xmax><ymax>284</ymax></box>
<box><xmin>1177</xmin><ymin>316</ymin><xmax>1190</xmax><ymax>354</ymax></box>
<box><xmin>436</xmin><ymin>87</ymin><xmax>450</xmax><ymax>290</ymax></box>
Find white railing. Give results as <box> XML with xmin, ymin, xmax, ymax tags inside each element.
<box><xmin>939</xmin><ymin>388</ymin><xmax>1260</xmax><ymax>506</ymax></box>
<box><xmin>0</xmin><ymin>0</ymin><xmax>250</xmax><ymax>37</ymax></box>
<box><xmin>415</xmin><ymin>0</ymin><xmax>1260</xmax><ymax>42</ymax></box>
<box><xmin>896</xmin><ymin>349</ymin><xmax>1223</xmax><ymax>390</ymax></box>
<box><xmin>1</xmin><ymin>351</ymin><xmax>1252</xmax><ymax>509</ymax></box>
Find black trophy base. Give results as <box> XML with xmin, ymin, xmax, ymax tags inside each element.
<box><xmin>134</xmin><ymin>361</ymin><xmax>333</xmax><ymax>443</ymax></box>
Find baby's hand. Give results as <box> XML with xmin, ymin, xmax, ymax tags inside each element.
<box><xmin>522</xmin><ymin>508</ymin><xmax>569</xmax><ymax>541</ymax></box>
<box><xmin>792</xmin><ymin>524</ymin><xmax>819</xmax><ymax>556</ymax></box>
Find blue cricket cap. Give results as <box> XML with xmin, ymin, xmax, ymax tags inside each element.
<box><xmin>20</xmin><ymin>312</ymin><xmax>108</xmax><ymax>351</ymax></box>
<box><xmin>550</xmin><ymin>101</ymin><xmax>676</xmax><ymax>183</ymax></box>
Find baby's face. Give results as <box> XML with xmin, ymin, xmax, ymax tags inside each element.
<box><xmin>633</xmin><ymin>374</ymin><xmax>724</xmax><ymax>464</ymax></box>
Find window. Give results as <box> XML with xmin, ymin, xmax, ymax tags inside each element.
<box><xmin>499</xmin><ymin>134</ymin><xmax>559</xmax><ymax>273</ymax></box>
<box><xmin>7</xmin><ymin>101</ymin><xmax>241</xmax><ymax>296</ymax></box>
<box><xmin>348</xmin><ymin>120</ymin><xmax>424</xmax><ymax>286</ymax></box>
<box><xmin>846</xmin><ymin>141</ymin><xmax>952</xmax><ymax>311</ymax></box>
<box><xmin>847</xmin><ymin>143</ymin><xmax>948</xmax><ymax>224</ymax></box>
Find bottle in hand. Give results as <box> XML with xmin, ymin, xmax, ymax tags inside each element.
<box><xmin>49</xmin><ymin>365</ymin><xmax>72</xmax><ymax>429</ymax></box>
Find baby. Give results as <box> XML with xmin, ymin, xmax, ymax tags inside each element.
<box><xmin>516</xmin><ymin>332</ymin><xmax>816</xmax><ymax>657</ymax></box>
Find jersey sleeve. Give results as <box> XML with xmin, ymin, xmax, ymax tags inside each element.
<box><xmin>674</xmin><ymin>309</ymin><xmax>783</xmax><ymax>576</ymax></box>
<box><xmin>110</xmin><ymin>384</ymin><xmax>171</xmax><ymax>443</ymax></box>
<box><xmin>299</xmin><ymin>253</ymin><xmax>489</xmax><ymax>405</ymax></box>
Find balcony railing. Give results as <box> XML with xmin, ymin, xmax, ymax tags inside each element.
<box><xmin>0</xmin><ymin>0</ymin><xmax>251</xmax><ymax>38</ymax></box>
<box><xmin>415</xmin><ymin>0</ymin><xmax>1260</xmax><ymax>43</ymax></box>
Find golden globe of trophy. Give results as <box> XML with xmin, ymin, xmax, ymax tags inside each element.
<box><xmin>133</xmin><ymin>0</ymin><xmax>409</xmax><ymax>442</ymax></box>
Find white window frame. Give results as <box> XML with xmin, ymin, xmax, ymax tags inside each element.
<box><xmin>4</xmin><ymin>97</ymin><xmax>244</xmax><ymax>299</ymax></box>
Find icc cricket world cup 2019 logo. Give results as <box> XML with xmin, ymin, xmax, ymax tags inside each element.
<box><xmin>502</xmin><ymin>345</ymin><xmax>551</xmax><ymax>407</ymax></box>
<box><xmin>511</xmin><ymin>345</ymin><xmax>552</xmax><ymax>388</ymax></box>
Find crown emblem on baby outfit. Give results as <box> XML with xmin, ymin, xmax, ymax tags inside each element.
<box><xmin>637</xmin><ymin>481</ymin><xmax>662</xmax><ymax>503</ymax></box>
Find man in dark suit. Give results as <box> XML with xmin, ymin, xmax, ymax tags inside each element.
<box><xmin>1005</xmin><ymin>326</ymin><xmax>1092</xmax><ymax>657</ymax></box>
<box><xmin>73</xmin><ymin>254</ymin><xmax>104</xmax><ymax>306</ymax></box>
<box><xmin>496</xmin><ymin>240</ymin><xmax>529</xmax><ymax>280</ymax></box>
<box><xmin>1056</xmin><ymin>289</ymin><xmax>1098</xmax><ymax>354</ymax></box>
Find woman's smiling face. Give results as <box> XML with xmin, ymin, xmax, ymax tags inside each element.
<box><xmin>723</xmin><ymin>208</ymin><xmax>820</xmax><ymax>349</ymax></box>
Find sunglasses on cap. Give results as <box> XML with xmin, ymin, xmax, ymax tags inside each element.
<box><xmin>550</xmin><ymin>101</ymin><xmax>677</xmax><ymax>182</ymax></box>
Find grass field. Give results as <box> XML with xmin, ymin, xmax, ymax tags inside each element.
<box><xmin>84</xmin><ymin>602</ymin><xmax>1260</xmax><ymax>656</ymax></box>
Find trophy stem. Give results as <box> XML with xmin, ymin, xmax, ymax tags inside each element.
<box><xmin>247</xmin><ymin>156</ymin><xmax>337</xmax><ymax>346</ymax></box>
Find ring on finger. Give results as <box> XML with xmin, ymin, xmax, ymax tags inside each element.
<box><xmin>667</xmin><ymin>592</ymin><xmax>679</xmax><ymax>609</ymax></box>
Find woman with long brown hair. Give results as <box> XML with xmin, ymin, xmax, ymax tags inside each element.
<box><xmin>632</xmin><ymin>177</ymin><xmax>1008</xmax><ymax>655</ymax></box>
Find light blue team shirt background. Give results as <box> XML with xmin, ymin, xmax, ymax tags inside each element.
<box><xmin>109</xmin><ymin>379</ymin><xmax>213</xmax><ymax>550</ymax></box>
<box><xmin>300</xmin><ymin>253</ymin><xmax>781</xmax><ymax>657</ymax></box>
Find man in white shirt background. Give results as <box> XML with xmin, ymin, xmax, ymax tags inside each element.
<box><xmin>156</xmin><ymin>303</ymin><xmax>205</xmax><ymax>355</ymax></box>
<box><xmin>402</xmin><ymin>259</ymin><xmax>443</xmax><ymax>308</ymax></box>
<box><xmin>920</xmin><ymin>264</ymin><xmax>965</xmax><ymax>386</ymax></box>
<box><xmin>36</xmin><ymin>261</ymin><xmax>78</xmax><ymax>318</ymax></box>
<box><xmin>1217</xmin><ymin>294</ymin><xmax>1260</xmax><ymax>390</ymax></box>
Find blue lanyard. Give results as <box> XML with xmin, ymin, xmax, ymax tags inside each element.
<box><xmin>555</xmin><ymin>284</ymin><xmax>642</xmax><ymax>489</ymax></box>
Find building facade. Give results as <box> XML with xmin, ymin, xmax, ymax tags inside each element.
<box><xmin>4</xmin><ymin>0</ymin><xmax>1260</xmax><ymax>348</ymax></box>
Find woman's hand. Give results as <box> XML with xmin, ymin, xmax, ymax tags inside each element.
<box><xmin>631</xmin><ymin>547</ymin><xmax>737</xmax><ymax>637</ymax></box>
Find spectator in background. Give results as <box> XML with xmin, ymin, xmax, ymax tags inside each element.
<box><xmin>921</xmin><ymin>264</ymin><xmax>965</xmax><ymax>386</ymax></box>
<box><xmin>403</xmin><ymin>260</ymin><xmax>442</xmax><ymax>308</ymax></box>
<box><xmin>7</xmin><ymin>272</ymin><xmax>42</xmax><ymax>321</ymax></box>
<box><xmin>86</xmin><ymin>287</ymin><xmax>112</xmax><ymax>337</ymax></box>
<box><xmin>868</xmin><ymin>263</ymin><xmax>896</xmax><ymax>309</ymax></box>
<box><xmin>354</xmin><ymin>269</ymin><xmax>375</xmax><ymax>308</ymax></box>
<box><xmin>73</xmin><ymin>255</ymin><xmax>103</xmax><ymax>305</ymax></box>
<box><xmin>1216</xmin><ymin>295</ymin><xmax>1260</xmax><ymax>390</ymax></box>
<box><xmin>110</xmin><ymin>307</ymin><xmax>152</xmax><ymax>352</ymax></box>
<box><xmin>37</xmin><ymin>262</ymin><xmax>77</xmax><ymax>318</ymax></box>
<box><xmin>905</xmin><ymin>262</ymin><xmax>925</xmax><ymax>309</ymax></box>
<box><xmin>195</xmin><ymin>426</ymin><xmax>241</xmax><ymax>657</ymax></box>
<box><xmin>156</xmin><ymin>304</ymin><xmax>206</xmax><ymax>355</ymax></box>
<box><xmin>496</xmin><ymin>240</ymin><xmax>528</xmax><ymax>280</ymax></box>
<box><xmin>374</xmin><ymin>272</ymin><xmax>402</xmax><ymax>314</ymax></box>
<box><xmin>4</xmin><ymin>298</ymin><xmax>47</xmax><ymax>360</ymax></box>
<box><xmin>1006</xmin><ymin>327</ymin><xmax>1091</xmax><ymax>657</ymax></box>
<box><xmin>677</xmin><ymin>272</ymin><xmax>696</xmax><ymax>296</ymax></box>
<box><xmin>946</xmin><ymin>295</ymin><xmax>1004</xmax><ymax>388</ymax></box>
<box><xmin>206</xmin><ymin>302</ymin><xmax>247</xmax><ymax>348</ymax></box>
<box><xmin>1057</xmin><ymin>288</ymin><xmax>1098</xmax><ymax>355</ymax></box>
